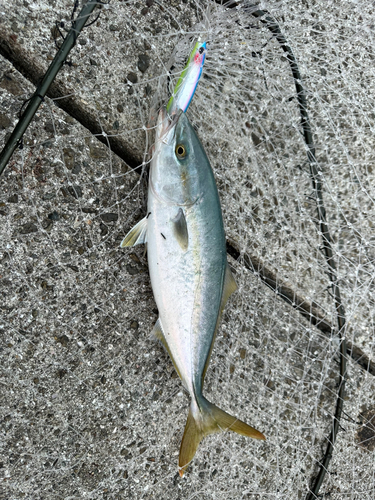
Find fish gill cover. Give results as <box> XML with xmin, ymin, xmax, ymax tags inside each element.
<box><xmin>0</xmin><ymin>1</ymin><xmax>374</xmax><ymax>499</ymax></box>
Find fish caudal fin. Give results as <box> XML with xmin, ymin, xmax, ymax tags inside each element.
<box><xmin>178</xmin><ymin>406</ymin><xmax>203</xmax><ymax>477</ymax></box>
<box><xmin>179</xmin><ymin>397</ymin><xmax>265</xmax><ymax>476</ymax></box>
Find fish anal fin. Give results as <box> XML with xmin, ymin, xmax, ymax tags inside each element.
<box><xmin>120</xmin><ymin>217</ymin><xmax>148</xmax><ymax>247</ymax></box>
<box><xmin>201</xmin><ymin>264</ymin><xmax>238</xmax><ymax>383</ymax></box>
<box><xmin>151</xmin><ymin>318</ymin><xmax>164</xmax><ymax>341</ymax></box>
<box><xmin>152</xmin><ymin>318</ymin><xmax>183</xmax><ymax>380</ymax></box>
<box><xmin>172</xmin><ymin>208</ymin><xmax>188</xmax><ymax>251</ymax></box>
<box><xmin>179</xmin><ymin>396</ymin><xmax>265</xmax><ymax>476</ymax></box>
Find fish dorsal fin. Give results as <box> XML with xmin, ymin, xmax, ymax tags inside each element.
<box><xmin>223</xmin><ymin>263</ymin><xmax>238</xmax><ymax>303</ymax></box>
<box><xmin>120</xmin><ymin>216</ymin><xmax>148</xmax><ymax>247</ymax></box>
<box><xmin>172</xmin><ymin>208</ymin><xmax>188</xmax><ymax>251</ymax></box>
<box><xmin>152</xmin><ymin>318</ymin><xmax>183</xmax><ymax>380</ymax></box>
<box><xmin>201</xmin><ymin>263</ymin><xmax>238</xmax><ymax>383</ymax></box>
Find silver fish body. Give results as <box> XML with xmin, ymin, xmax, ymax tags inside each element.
<box><xmin>148</xmin><ymin>108</ymin><xmax>226</xmax><ymax>397</ymax></box>
<box><xmin>121</xmin><ymin>108</ymin><xmax>265</xmax><ymax>475</ymax></box>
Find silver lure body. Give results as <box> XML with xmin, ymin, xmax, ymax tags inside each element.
<box><xmin>121</xmin><ymin>108</ymin><xmax>265</xmax><ymax>475</ymax></box>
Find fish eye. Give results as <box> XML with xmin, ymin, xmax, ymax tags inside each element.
<box><xmin>198</xmin><ymin>47</ymin><xmax>204</xmax><ymax>54</ymax></box>
<box><xmin>175</xmin><ymin>144</ymin><xmax>186</xmax><ymax>159</ymax></box>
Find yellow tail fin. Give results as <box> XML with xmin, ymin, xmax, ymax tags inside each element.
<box><xmin>179</xmin><ymin>397</ymin><xmax>265</xmax><ymax>476</ymax></box>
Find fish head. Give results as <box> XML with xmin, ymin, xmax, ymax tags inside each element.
<box><xmin>150</xmin><ymin>108</ymin><xmax>209</xmax><ymax>206</ymax></box>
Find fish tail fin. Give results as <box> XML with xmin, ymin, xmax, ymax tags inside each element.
<box><xmin>178</xmin><ymin>397</ymin><xmax>265</xmax><ymax>476</ymax></box>
<box><xmin>178</xmin><ymin>405</ymin><xmax>204</xmax><ymax>477</ymax></box>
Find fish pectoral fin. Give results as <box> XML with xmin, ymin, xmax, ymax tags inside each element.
<box><xmin>171</xmin><ymin>208</ymin><xmax>188</xmax><ymax>251</ymax></box>
<box><xmin>152</xmin><ymin>318</ymin><xmax>183</xmax><ymax>380</ymax></box>
<box><xmin>179</xmin><ymin>396</ymin><xmax>265</xmax><ymax>476</ymax></box>
<box><xmin>120</xmin><ymin>216</ymin><xmax>148</xmax><ymax>247</ymax></box>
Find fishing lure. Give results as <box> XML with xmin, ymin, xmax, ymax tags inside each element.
<box><xmin>166</xmin><ymin>39</ymin><xmax>207</xmax><ymax>115</ymax></box>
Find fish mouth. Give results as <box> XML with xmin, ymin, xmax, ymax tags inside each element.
<box><xmin>156</xmin><ymin>107</ymin><xmax>183</xmax><ymax>144</ymax></box>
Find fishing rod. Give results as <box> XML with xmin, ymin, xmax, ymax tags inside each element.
<box><xmin>0</xmin><ymin>0</ymin><xmax>103</xmax><ymax>176</ymax></box>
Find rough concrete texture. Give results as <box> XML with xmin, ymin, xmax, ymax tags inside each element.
<box><xmin>1</xmin><ymin>1</ymin><xmax>375</xmax><ymax>499</ymax></box>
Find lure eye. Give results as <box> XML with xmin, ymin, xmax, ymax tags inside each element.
<box><xmin>198</xmin><ymin>47</ymin><xmax>204</xmax><ymax>54</ymax></box>
<box><xmin>175</xmin><ymin>144</ymin><xmax>186</xmax><ymax>159</ymax></box>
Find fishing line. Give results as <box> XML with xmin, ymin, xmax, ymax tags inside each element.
<box><xmin>249</xmin><ymin>8</ymin><xmax>348</xmax><ymax>499</ymax></box>
<box><xmin>218</xmin><ymin>2</ymin><xmax>348</xmax><ymax>497</ymax></box>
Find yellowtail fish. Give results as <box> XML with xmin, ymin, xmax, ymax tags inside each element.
<box><xmin>121</xmin><ymin>108</ymin><xmax>265</xmax><ymax>475</ymax></box>
<box><xmin>166</xmin><ymin>40</ymin><xmax>207</xmax><ymax>115</ymax></box>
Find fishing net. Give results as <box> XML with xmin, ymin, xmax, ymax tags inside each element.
<box><xmin>1</xmin><ymin>0</ymin><xmax>374</xmax><ymax>498</ymax></box>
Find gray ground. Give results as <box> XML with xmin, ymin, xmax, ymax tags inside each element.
<box><xmin>1</xmin><ymin>1</ymin><xmax>375</xmax><ymax>499</ymax></box>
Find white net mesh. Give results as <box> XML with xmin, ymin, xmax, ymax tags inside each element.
<box><xmin>0</xmin><ymin>1</ymin><xmax>374</xmax><ymax>498</ymax></box>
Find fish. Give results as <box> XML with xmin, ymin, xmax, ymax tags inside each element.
<box><xmin>166</xmin><ymin>39</ymin><xmax>207</xmax><ymax>116</ymax></box>
<box><xmin>121</xmin><ymin>108</ymin><xmax>265</xmax><ymax>475</ymax></box>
